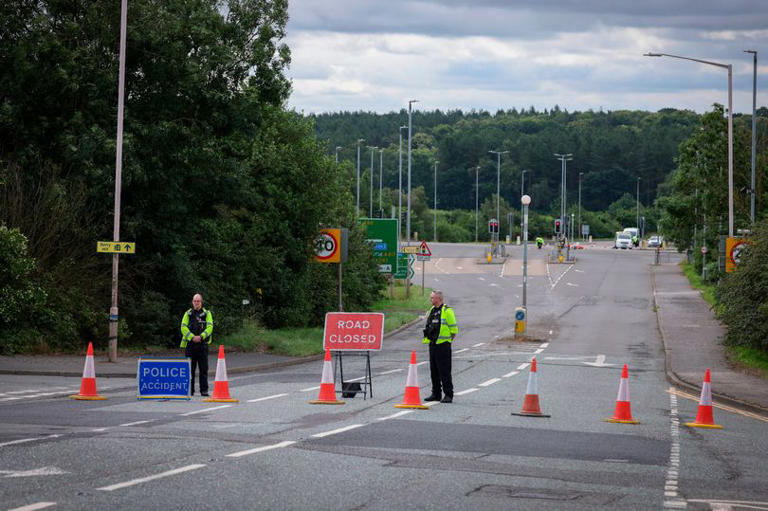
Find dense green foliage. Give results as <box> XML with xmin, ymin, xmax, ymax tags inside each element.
<box><xmin>0</xmin><ymin>0</ymin><xmax>383</xmax><ymax>353</ymax></box>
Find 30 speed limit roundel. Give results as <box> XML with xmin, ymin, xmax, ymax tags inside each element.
<box><xmin>314</xmin><ymin>229</ymin><xmax>342</xmax><ymax>263</ymax></box>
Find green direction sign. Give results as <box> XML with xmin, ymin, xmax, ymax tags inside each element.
<box><xmin>359</xmin><ymin>218</ymin><xmax>398</xmax><ymax>273</ymax></box>
<box><xmin>394</xmin><ymin>252</ymin><xmax>408</xmax><ymax>279</ymax></box>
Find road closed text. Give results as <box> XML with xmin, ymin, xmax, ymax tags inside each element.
<box><xmin>324</xmin><ymin>313</ymin><xmax>385</xmax><ymax>351</ymax></box>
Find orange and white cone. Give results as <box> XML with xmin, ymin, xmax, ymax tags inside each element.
<box><xmin>605</xmin><ymin>364</ymin><xmax>640</xmax><ymax>424</ymax></box>
<box><xmin>685</xmin><ymin>368</ymin><xmax>722</xmax><ymax>429</ymax></box>
<box><xmin>395</xmin><ymin>350</ymin><xmax>429</xmax><ymax>410</ymax></box>
<box><xmin>70</xmin><ymin>342</ymin><xmax>106</xmax><ymax>400</ymax></box>
<box><xmin>310</xmin><ymin>349</ymin><xmax>344</xmax><ymax>405</ymax></box>
<box><xmin>511</xmin><ymin>357</ymin><xmax>549</xmax><ymax>417</ymax></box>
<box><xmin>204</xmin><ymin>345</ymin><xmax>239</xmax><ymax>403</ymax></box>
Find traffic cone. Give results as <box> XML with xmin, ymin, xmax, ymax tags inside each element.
<box><xmin>70</xmin><ymin>342</ymin><xmax>106</xmax><ymax>400</ymax></box>
<box><xmin>204</xmin><ymin>345</ymin><xmax>239</xmax><ymax>403</ymax></box>
<box><xmin>309</xmin><ymin>349</ymin><xmax>344</xmax><ymax>405</ymax></box>
<box><xmin>685</xmin><ymin>368</ymin><xmax>723</xmax><ymax>429</ymax></box>
<box><xmin>605</xmin><ymin>364</ymin><xmax>640</xmax><ymax>424</ymax></box>
<box><xmin>511</xmin><ymin>357</ymin><xmax>549</xmax><ymax>417</ymax></box>
<box><xmin>395</xmin><ymin>350</ymin><xmax>429</xmax><ymax>409</ymax></box>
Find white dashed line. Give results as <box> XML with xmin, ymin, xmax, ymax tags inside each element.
<box><xmin>300</xmin><ymin>386</ymin><xmax>320</xmax><ymax>392</ymax></box>
<box><xmin>226</xmin><ymin>440</ymin><xmax>296</xmax><ymax>458</ymax></box>
<box><xmin>472</xmin><ymin>342</ymin><xmax>485</xmax><ymax>347</ymax></box>
<box><xmin>534</xmin><ymin>348</ymin><xmax>544</xmax><ymax>354</ymax></box>
<box><xmin>477</xmin><ymin>277</ymin><xmax>485</xmax><ymax>281</ymax></box>
<box><xmin>540</xmin><ymin>343</ymin><xmax>549</xmax><ymax>348</ymax></box>
<box><xmin>119</xmin><ymin>420</ymin><xmax>152</xmax><ymax>427</ymax></box>
<box><xmin>311</xmin><ymin>424</ymin><xmax>365</xmax><ymax>438</ymax></box>
<box><xmin>454</xmin><ymin>348</ymin><xmax>469</xmax><ymax>354</ymax></box>
<box><xmin>0</xmin><ymin>435</ymin><xmax>62</xmax><ymax>448</ymax></box>
<box><xmin>91</xmin><ymin>428</ymin><xmax>108</xmax><ymax>432</ymax></box>
<box><xmin>378</xmin><ymin>369</ymin><xmax>403</xmax><ymax>375</ymax></box>
<box><xmin>180</xmin><ymin>405</ymin><xmax>232</xmax><ymax>416</ymax></box>
<box><xmin>516</xmin><ymin>363</ymin><xmax>530</xmax><ymax>370</ymax></box>
<box><xmin>416</xmin><ymin>361</ymin><xmax>429</xmax><ymax>366</ymax></box>
<box><xmin>246</xmin><ymin>393</ymin><xmax>288</xmax><ymax>403</ymax></box>
<box><xmin>502</xmin><ymin>371</ymin><xmax>519</xmax><ymax>378</ymax></box>
<box><xmin>455</xmin><ymin>388</ymin><xmax>479</xmax><ymax>396</ymax></box>
<box><xmin>7</xmin><ymin>503</ymin><xmax>57</xmax><ymax>511</ymax></box>
<box><xmin>377</xmin><ymin>411</ymin><xmax>413</xmax><ymax>421</ymax></box>
<box><xmin>97</xmin><ymin>464</ymin><xmax>206</xmax><ymax>491</ymax></box>
<box><xmin>478</xmin><ymin>378</ymin><xmax>501</xmax><ymax>387</ymax></box>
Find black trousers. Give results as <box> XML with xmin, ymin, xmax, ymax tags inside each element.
<box><xmin>185</xmin><ymin>343</ymin><xmax>209</xmax><ymax>393</ymax></box>
<box><xmin>428</xmin><ymin>342</ymin><xmax>453</xmax><ymax>398</ymax></box>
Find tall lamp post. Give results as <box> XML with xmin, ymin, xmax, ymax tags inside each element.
<box><xmin>645</xmin><ymin>52</ymin><xmax>733</xmax><ymax>237</ymax></box>
<box><xmin>521</xmin><ymin>194</ymin><xmax>531</xmax><ymax>322</ymax></box>
<box><xmin>553</xmin><ymin>153</ymin><xmax>573</xmax><ymax>238</ymax></box>
<box><xmin>433</xmin><ymin>160</ymin><xmax>439</xmax><ymax>241</ymax></box>
<box><xmin>745</xmin><ymin>50</ymin><xmax>758</xmax><ymax>224</ymax></box>
<box><xmin>520</xmin><ymin>169</ymin><xmax>528</xmax><ymax>237</ymax></box>
<box><xmin>356</xmin><ymin>138</ymin><xmax>364</xmax><ymax>215</ymax></box>
<box><xmin>578</xmin><ymin>172</ymin><xmax>583</xmax><ymax>240</ymax></box>
<box><xmin>368</xmin><ymin>145</ymin><xmax>377</xmax><ymax>217</ymax></box>
<box><xmin>398</xmin><ymin>126</ymin><xmax>407</xmax><ymax>242</ymax></box>
<box><xmin>406</xmin><ymin>99</ymin><xmax>419</xmax><ymax>244</ymax></box>
<box><xmin>379</xmin><ymin>148</ymin><xmax>384</xmax><ymax>216</ymax></box>
<box><xmin>636</xmin><ymin>177</ymin><xmax>641</xmax><ymax>232</ymax></box>
<box><xmin>475</xmin><ymin>165</ymin><xmax>480</xmax><ymax>242</ymax></box>
<box><xmin>489</xmin><ymin>150</ymin><xmax>508</xmax><ymax>242</ymax></box>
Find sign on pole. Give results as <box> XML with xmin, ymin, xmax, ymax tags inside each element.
<box><xmin>137</xmin><ymin>357</ymin><xmax>191</xmax><ymax>400</ymax></box>
<box><xmin>726</xmin><ymin>237</ymin><xmax>750</xmax><ymax>273</ymax></box>
<box><xmin>97</xmin><ymin>241</ymin><xmax>136</xmax><ymax>254</ymax></box>
<box><xmin>314</xmin><ymin>228</ymin><xmax>348</xmax><ymax>263</ymax></box>
<box><xmin>323</xmin><ymin>312</ymin><xmax>385</xmax><ymax>351</ymax></box>
<box><xmin>359</xmin><ymin>218</ymin><xmax>397</xmax><ymax>273</ymax></box>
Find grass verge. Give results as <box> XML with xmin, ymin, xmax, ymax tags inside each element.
<box><xmin>726</xmin><ymin>345</ymin><xmax>768</xmax><ymax>380</ymax></box>
<box><xmin>220</xmin><ymin>284</ymin><xmax>432</xmax><ymax>357</ymax></box>
<box><xmin>680</xmin><ymin>261</ymin><xmax>717</xmax><ymax>308</ymax></box>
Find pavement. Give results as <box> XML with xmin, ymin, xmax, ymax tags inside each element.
<box><xmin>2</xmin><ymin>262</ymin><xmax>766</xmax><ymax>415</ymax></box>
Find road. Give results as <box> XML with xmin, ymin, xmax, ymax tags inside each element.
<box><xmin>2</xmin><ymin>242</ymin><xmax>767</xmax><ymax>510</ymax></box>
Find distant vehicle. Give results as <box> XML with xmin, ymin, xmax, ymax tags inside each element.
<box><xmin>622</xmin><ymin>227</ymin><xmax>639</xmax><ymax>238</ymax></box>
<box><xmin>648</xmin><ymin>235</ymin><xmax>663</xmax><ymax>248</ymax></box>
<box><xmin>614</xmin><ymin>232</ymin><xmax>633</xmax><ymax>249</ymax></box>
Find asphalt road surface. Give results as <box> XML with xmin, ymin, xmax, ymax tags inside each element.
<box><xmin>2</xmin><ymin>242</ymin><xmax>767</xmax><ymax>510</ymax></box>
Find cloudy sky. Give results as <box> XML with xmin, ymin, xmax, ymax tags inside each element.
<box><xmin>284</xmin><ymin>0</ymin><xmax>768</xmax><ymax>114</ymax></box>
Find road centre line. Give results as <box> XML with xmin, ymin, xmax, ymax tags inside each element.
<box><xmin>517</xmin><ymin>363</ymin><xmax>530</xmax><ymax>370</ymax></box>
<box><xmin>0</xmin><ymin>435</ymin><xmax>62</xmax><ymax>448</ymax></box>
<box><xmin>97</xmin><ymin>464</ymin><xmax>206</xmax><ymax>491</ymax></box>
<box><xmin>455</xmin><ymin>388</ymin><xmax>479</xmax><ymax>396</ymax></box>
<box><xmin>454</xmin><ymin>348</ymin><xmax>469</xmax><ymax>354</ymax></box>
<box><xmin>91</xmin><ymin>428</ymin><xmax>108</xmax><ymax>432</ymax></box>
<box><xmin>667</xmin><ymin>388</ymin><xmax>768</xmax><ymax>423</ymax></box>
<box><xmin>478</xmin><ymin>378</ymin><xmax>501</xmax><ymax>387</ymax></box>
<box><xmin>247</xmin><ymin>393</ymin><xmax>288</xmax><ymax>403</ymax></box>
<box><xmin>180</xmin><ymin>405</ymin><xmax>231</xmax><ymax>416</ymax></box>
<box><xmin>119</xmin><ymin>420</ymin><xmax>152</xmax><ymax>427</ymax></box>
<box><xmin>502</xmin><ymin>371</ymin><xmax>519</xmax><ymax>378</ymax></box>
<box><xmin>226</xmin><ymin>440</ymin><xmax>296</xmax><ymax>458</ymax></box>
<box><xmin>377</xmin><ymin>410</ymin><xmax>413</xmax><ymax>421</ymax></box>
<box><xmin>300</xmin><ymin>386</ymin><xmax>320</xmax><ymax>392</ymax></box>
<box><xmin>311</xmin><ymin>424</ymin><xmax>365</xmax><ymax>438</ymax></box>
<box><xmin>378</xmin><ymin>368</ymin><xmax>403</xmax><ymax>375</ymax></box>
<box><xmin>7</xmin><ymin>503</ymin><xmax>57</xmax><ymax>511</ymax></box>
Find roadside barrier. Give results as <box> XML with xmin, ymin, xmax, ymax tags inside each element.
<box><xmin>394</xmin><ymin>350</ymin><xmax>429</xmax><ymax>410</ymax></box>
<box><xmin>605</xmin><ymin>364</ymin><xmax>639</xmax><ymax>424</ymax></box>
<box><xmin>70</xmin><ymin>342</ymin><xmax>106</xmax><ymax>401</ymax></box>
<box><xmin>685</xmin><ymin>368</ymin><xmax>722</xmax><ymax>429</ymax></box>
<box><xmin>511</xmin><ymin>357</ymin><xmax>550</xmax><ymax>417</ymax></box>
<box><xmin>309</xmin><ymin>349</ymin><xmax>345</xmax><ymax>405</ymax></box>
<box><xmin>204</xmin><ymin>345</ymin><xmax>239</xmax><ymax>403</ymax></box>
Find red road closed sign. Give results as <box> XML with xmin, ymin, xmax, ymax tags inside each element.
<box><xmin>323</xmin><ymin>312</ymin><xmax>385</xmax><ymax>351</ymax></box>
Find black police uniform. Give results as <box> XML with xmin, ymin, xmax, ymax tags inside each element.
<box><xmin>184</xmin><ymin>309</ymin><xmax>209</xmax><ymax>395</ymax></box>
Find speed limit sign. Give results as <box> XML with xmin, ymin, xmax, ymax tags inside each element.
<box><xmin>701</xmin><ymin>246</ymin><xmax>708</xmax><ymax>254</ymax></box>
<box><xmin>314</xmin><ymin>228</ymin><xmax>348</xmax><ymax>263</ymax></box>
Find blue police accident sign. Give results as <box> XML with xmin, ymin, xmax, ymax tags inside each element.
<box><xmin>515</xmin><ymin>310</ymin><xmax>525</xmax><ymax>321</ymax></box>
<box><xmin>137</xmin><ymin>357</ymin><xmax>191</xmax><ymax>400</ymax></box>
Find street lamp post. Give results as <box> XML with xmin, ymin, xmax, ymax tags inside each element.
<box><xmin>521</xmin><ymin>194</ymin><xmax>531</xmax><ymax>313</ymax></box>
<box><xmin>644</xmin><ymin>52</ymin><xmax>734</xmax><ymax>237</ymax></box>
<box><xmin>636</xmin><ymin>177</ymin><xmax>641</xmax><ymax>231</ymax></box>
<box><xmin>433</xmin><ymin>160</ymin><xmax>439</xmax><ymax>241</ymax></box>
<box><xmin>379</xmin><ymin>148</ymin><xmax>384</xmax><ymax>216</ymax></box>
<box><xmin>407</xmin><ymin>100</ymin><xmax>418</xmax><ymax>243</ymax></box>
<box><xmin>398</xmin><ymin>126</ymin><xmax>407</xmax><ymax>242</ymax></box>
<box><xmin>368</xmin><ymin>146</ymin><xmax>377</xmax><ymax>217</ymax></box>
<box><xmin>553</xmin><ymin>153</ymin><xmax>572</xmax><ymax>238</ymax></box>
<box><xmin>488</xmin><ymin>150</ymin><xmax>508</xmax><ymax>243</ymax></box>
<box><xmin>745</xmin><ymin>50</ymin><xmax>758</xmax><ymax>223</ymax></box>
<box><xmin>475</xmin><ymin>166</ymin><xmax>480</xmax><ymax>243</ymax></box>
<box><xmin>335</xmin><ymin>146</ymin><xmax>342</xmax><ymax>164</ymax></box>
<box><xmin>520</xmin><ymin>169</ymin><xmax>528</xmax><ymax>238</ymax></box>
<box><xmin>578</xmin><ymin>172</ymin><xmax>583</xmax><ymax>240</ymax></box>
<box><xmin>356</xmin><ymin>139</ymin><xmax>364</xmax><ymax>214</ymax></box>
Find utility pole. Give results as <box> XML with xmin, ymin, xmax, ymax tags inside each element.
<box><xmin>520</xmin><ymin>170</ymin><xmax>528</xmax><ymax>238</ymax></box>
<box><xmin>489</xmin><ymin>150</ymin><xmax>509</xmax><ymax>245</ymax></box>
<box><xmin>356</xmin><ymin>139</ymin><xmax>364</xmax><ymax>215</ymax></box>
<box><xmin>636</xmin><ymin>177</ymin><xmax>641</xmax><ymax>230</ymax></box>
<box><xmin>553</xmin><ymin>153</ymin><xmax>572</xmax><ymax>240</ymax></box>
<box><xmin>406</xmin><ymin>100</ymin><xmax>418</xmax><ymax>244</ymax></box>
<box><xmin>379</xmin><ymin>148</ymin><xmax>384</xmax><ymax>216</ymax></box>
<box><xmin>368</xmin><ymin>145</ymin><xmax>377</xmax><ymax>217</ymax></box>
<box><xmin>398</xmin><ymin>126</ymin><xmax>406</xmax><ymax>242</ymax></box>
<box><xmin>578</xmin><ymin>172</ymin><xmax>583</xmax><ymax>240</ymax></box>
<box><xmin>433</xmin><ymin>160</ymin><xmax>438</xmax><ymax>241</ymax></box>
<box><xmin>475</xmin><ymin>166</ymin><xmax>480</xmax><ymax>243</ymax></box>
<box><xmin>745</xmin><ymin>50</ymin><xmax>758</xmax><ymax>223</ymax></box>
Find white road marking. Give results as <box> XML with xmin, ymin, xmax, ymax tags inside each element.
<box><xmin>311</xmin><ymin>424</ymin><xmax>365</xmax><ymax>438</ymax></box>
<box><xmin>547</xmin><ymin>263</ymin><xmax>576</xmax><ymax>289</ymax></box>
<box><xmin>502</xmin><ymin>371</ymin><xmax>519</xmax><ymax>378</ymax></box>
<box><xmin>489</xmin><ymin>283</ymin><xmax>499</xmax><ymax>287</ymax></box>
<box><xmin>91</xmin><ymin>428</ymin><xmax>108</xmax><ymax>432</ymax></box>
<box><xmin>516</xmin><ymin>363</ymin><xmax>530</xmax><ymax>370</ymax></box>
<box><xmin>566</xmin><ymin>282</ymin><xmax>579</xmax><ymax>287</ymax></box>
<box><xmin>455</xmin><ymin>388</ymin><xmax>479</xmax><ymax>396</ymax></box>
<box><xmin>472</xmin><ymin>342</ymin><xmax>485</xmax><ymax>347</ymax></box>
<box><xmin>534</xmin><ymin>348</ymin><xmax>544</xmax><ymax>354</ymax></box>
<box><xmin>0</xmin><ymin>435</ymin><xmax>62</xmax><ymax>448</ymax></box>
<box><xmin>180</xmin><ymin>405</ymin><xmax>231</xmax><ymax>416</ymax></box>
<box><xmin>478</xmin><ymin>378</ymin><xmax>501</xmax><ymax>387</ymax></box>
<box><xmin>0</xmin><ymin>467</ymin><xmax>68</xmax><ymax>478</ymax></box>
<box><xmin>226</xmin><ymin>440</ymin><xmax>295</xmax><ymax>458</ymax></box>
<box><xmin>540</xmin><ymin>342</ymin><xmax>549</xmax><ymax>348</ymax></box>
<box><xmin>583</xmin><ymin>354</ymin><xmax>614</xmax><ymax>367</ymax></box>
<box><xmin>575</xmin><ymin>269</ymin><xmax>584</xmax><ymax>273</ymax></box>
<box><xmin>300</xmin><ymin>386</ymin><xmax>320</xmax><ymax>392</ymax></box>
<box><xmin>477</xmin><ymin>277</ymin><xmax>485</xmax><ymax>281</ymax></box>
<box><xmin>247</xmin><ymin>393</ymin><xmax>288</xmax><ymax>403</ymax></box>
<box><xmin>119</xmin><ymin>420</ymin><xmax>152</xmax><ymax>427</ymax></box>
<box><xmin>416</xmin><ymin>361</ymin><xmax>428</xmax><ymax>366</ymax></box>
<box><xmin>97</xmin><ymin>464</ymin><xmax>206</xmax><ymax>491</ymax></box>
<box><xmin>378</xmin><ymin>369</ymin><xmax>403</xmax><ymax>375</ymax></box>
<box><xmin>7</xmin><ymin>503</ymin><xmax>57</xmax><ymax>511</ymax></box>
<box><xmin>454</xmin><ymin>348</ymin><xmax>469</xmax><ymax>354</ymax></box>
<box><xmin>664</xmin><ymin>389</ymin><xmax>685</xmax><ymax>508</ymax></box>
<box><xmin>456</xmin><ymin>266</ymin><xmax>464</xmax><ymax>270</ymax></box>
<box><xmin>377</xmin><ymin>411</ymin><xmax>413</xmax><ymax>421</ymax></box>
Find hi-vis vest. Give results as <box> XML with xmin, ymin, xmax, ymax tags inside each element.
<box><xmin>180</xmin><ymin>308</ymin><xmax>214</xmax><ymax>348</ymax></box>
<box><xmin>422</xmin><ymin>304</ymin><xmax>458</xmax><ymax>345</ymax></box>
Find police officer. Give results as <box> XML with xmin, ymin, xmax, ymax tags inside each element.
<box><xmin>422</xmin><ymin>290</ymin><xmax>458</xmax><ymax>403</ymax></box>
<box><xmin>536</xmin><ymin>236</ymin><xmax>544</xmax><ymax>249</ymax></box>
<box><xmin>180</xmin><ymin>294</ymin><xmax>214</xmax><ymax>396</ymax></box>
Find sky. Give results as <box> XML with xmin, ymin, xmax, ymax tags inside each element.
<box><xmin>284</xmin><ymin>0</ymin><xmax>768</xmax><ymax>115</ymax></box>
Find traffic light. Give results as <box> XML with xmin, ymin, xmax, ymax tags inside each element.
<box><xmin>488</xmin><ymin>219</ymin><xmax>499</xmax><ymax>233</ymax></box>
<box><xmin>554</xmin><ymin>219</ymin><xmax>561</xmax><ymax>234</ymax></box>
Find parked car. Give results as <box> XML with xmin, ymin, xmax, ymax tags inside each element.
<box><xmin>647</xmin><ymin>235</ymin><xmax>663</xmax><ymax>248</ymax></box>
<box><xmin>614</xmin><ymin>232</ymin><xmax>633</xmax><ymax>249</ymax></box>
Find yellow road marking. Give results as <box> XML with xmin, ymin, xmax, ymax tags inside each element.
<box><xmin>667</xmin><ymin>387</ymin><xmax>768</xmax><ymax>423</ymax></box>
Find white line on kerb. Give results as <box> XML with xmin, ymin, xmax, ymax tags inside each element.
<box><xmin>502</xmin><ymin>371</ymin><xmax>519</xmax><ymax>378</ymax></box>
<box><xmin>0</xmin><ymin>434</ymin><xmax>62</xmax><ymax>448</ymax></box>
<box><xmin>119</xmin><ymin>420</ymin><xmax>152</xmax><ymax>427</ymax></box>
<box><xmin>97</xmin><ymin>464</ymin><xmax>206</xmax><ymax>491</ymax></box>
<box><xmin>455</xmin><ymin>388</ymin><xmax>479</xmax><ymax>396</ymax></box>
<box><xmin>377</xmin><ymin>411</ymin><xmax>413</xmax><ymax>421</ymax></box>
<box><xmin>7</xmin><ymin>502</ymin><xmax>57</xmax><ymax>511</ymax></box>
<box><xmin>311</xmin><ymin>424</ymin><xmax>365</xmax><ymax>438</ymax></box>
<box><xmin>180</xmin><ymin>405</ymin><xmax>231</xmax><ymax>416</ymax></box>
<box><xmin>516</xmin><ymin>363</ymin><xmax>530</xmax><ymax>370</ymax></box>
<box><xmin>479</xmin><ymin>378</ymin><xmax>501</xmax><ymax>387</ymax></box>
<box><xmin>247</xmin><ymin>393</ymin><xmax>288</xmax><ymax>403</ymax></box>
<box><xmin>226</xmin><ymin>440</ymin><xmax>295</xmax><ymax>458</ymax></box>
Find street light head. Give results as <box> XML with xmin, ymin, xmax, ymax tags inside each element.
<box><xmin>644</xmin><ymin>52</ymin><xmax>662</xmax><ymax>57</ymax></box>
<box><xmin>521</xmin><ymin>195</ymin><xmax>531</xmax><ymax>206</ymax></box>
<box><xmin>744</xmin><ymin>50</ymin><xmax>757</xmax><ymax>54</ymax></box>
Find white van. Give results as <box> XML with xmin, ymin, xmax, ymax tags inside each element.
<box><xmin>622</xmin><ymin>228</ymin><xmax>639</xmax><ymax>247</ymax></box>
<box><xmin>614</xmin><ymin>232</ymin><xmax>633</xmax><ymax>249</ymax></box>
